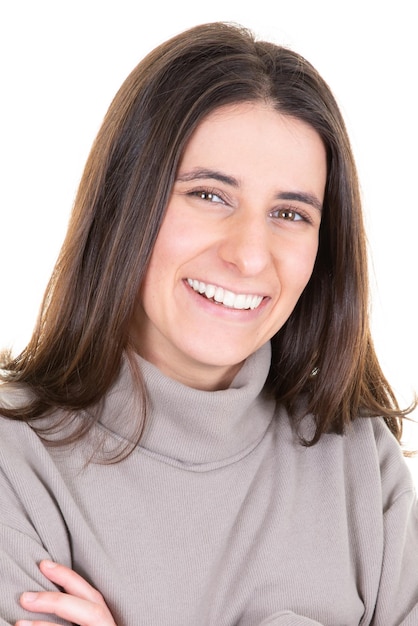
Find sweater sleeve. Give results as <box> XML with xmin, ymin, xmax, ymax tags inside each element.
<box><xmin>257</xmin><ymin>422</ymin><xmax>418</xmax><ymax>626</ymax></box>
<box><xmin>0</xmin><ymin>421</ymin><xmax>73</xmax><ymax>625</ymax></box>
<box><xmin>368</xmin><ymin>418</ymin><xmax>418</xmax><ymax>625</ymax></box>
<box><xmin>371</xmin><ymin>488</ymin><xmax>418</xmax><ymax>625</ymax></box>
<box><xmin>0</xmin><ymin>526</ymin><xmax>71</xmax><ymax>625</ymax></box>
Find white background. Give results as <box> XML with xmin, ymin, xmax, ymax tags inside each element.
<box><xmin>1</xmin><ymin>1</ymin><xmax>417</xmax><ymax>473</ymax></box>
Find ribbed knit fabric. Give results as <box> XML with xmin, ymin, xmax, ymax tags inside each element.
<box><xmin>0</xmin><ymin>342</ymin><xmax>418</xmax><ymax>625</ymax></box>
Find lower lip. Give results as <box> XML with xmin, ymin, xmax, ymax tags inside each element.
<box><xmin>182</xmin><ymin>280</ymin><xmax>268</xmax><ymax>319</ymax></box>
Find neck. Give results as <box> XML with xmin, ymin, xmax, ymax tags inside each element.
<box><xmin>99</xmin><ymin>341</ymin><xmax>275</xmax><ymax>466</ymax></box>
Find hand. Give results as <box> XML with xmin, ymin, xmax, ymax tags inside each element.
<box><xmin>16</xmin><ymin>560</ymin><xmax>117</xmax><ymax>626</ymax></box>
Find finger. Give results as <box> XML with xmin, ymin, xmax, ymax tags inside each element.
<box><xmin>38</xmin><ymin>560</ymin><xmax>104</xmax><ymax>604</ymax></box>
<box><xmin>15</xmin><ymin>619</ymin><xmax>60</xmax><ymax>626</ymax></box>
<box><xmin>19</xmin><ymin>590</ymin><xmax>115</xmax><ymax>626</ymax></box>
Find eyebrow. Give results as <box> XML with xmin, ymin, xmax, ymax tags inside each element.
<box><xmin>176</xmin><ymin>168</ymin><xmax>238</xmax><ymax>187</ymax></box>
<box><xmin>276</xmin><ymin>191</ymin><xmax>323</xmax><ymax>212</ymax></box>
<box><xmin>176</xmin><ymin>167</ymin><xmax>323</xmax><ymax>212</ymax></box>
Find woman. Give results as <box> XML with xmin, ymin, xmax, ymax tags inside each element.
<box><xmin>1</xmin><ymin>21</ymin><xmax>416</xmax><ymax>626</ymax></box>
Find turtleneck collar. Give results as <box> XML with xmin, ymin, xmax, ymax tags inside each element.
<box><xmin>99</xmin><ymin>342</ymin><xmax>276</xmax><ymax>469</ymax></box>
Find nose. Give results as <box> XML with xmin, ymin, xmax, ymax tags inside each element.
<box><xmin>218</xmin><ymin>213</ymin><xmax>271</xmax><ymax>276</ymax></box>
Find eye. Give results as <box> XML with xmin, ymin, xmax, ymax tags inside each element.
<box><xmin>270</xmin><ymin>207</ymin><xmax>309</xmax><ymax>223</ymax></box>
<box><xmin>190</xmin><ymin>189</ymin><xmax>225</xmax><ymax>204</ymax></box>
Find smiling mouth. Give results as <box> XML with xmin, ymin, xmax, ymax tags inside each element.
<box><xmin>186</xmin><ymin>279</ymin><xmax>264</xmax><ymax>310</ymax></box>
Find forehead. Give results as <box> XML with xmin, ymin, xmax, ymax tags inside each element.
<box><xmin>182</xmin><ymin>101</ymin><xmax>325</xmax><ymax>158</ymax></box>
<box><xmin>190</xmin><ymin>100</ymin><xmax>319</xmax><ymax>134</ymax></box>
<box><xmin>178</xmin><ymin>102</ymin><xmax>327</xmax><ymax>197</ymax></box>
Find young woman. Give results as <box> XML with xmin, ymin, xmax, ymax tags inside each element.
<box><xmin>0</xmin><ymin>21</ymin><xmax>416</xmax><ymax>626</ymax></box>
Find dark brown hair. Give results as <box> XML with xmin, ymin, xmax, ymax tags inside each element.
<box><xmin>0</xmin><ymin>21</ymin><xmax>413</xmax><ymax>457</ymax></box>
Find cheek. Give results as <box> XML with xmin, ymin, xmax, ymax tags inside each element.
<box><xmin>137</xmin><ymin>230</ymin><xmax>173</xmax><ymax>307</ymax></box>
<box><xmin>301</xmin><ymin>244</ymin><xmax>319</xmax><ymax>283</ymax></box>
<box><xmin>276</xmin><ymin>236</ymin><xmax>319</xmax><ymax>290</ymax></box>
<box><xmin>143</xmin><ymin>225</ymin><xmax>180</xmax><ymax>283</ymax></box>
<box><xmin>141</xmin><ymin>215</ymin><xmax>204</xmax><ymax>293</ymax></box>
<box><xmin>152</xmin><ymin>212</ymin><xmax>215</xmax><ymax>276</ymax></box>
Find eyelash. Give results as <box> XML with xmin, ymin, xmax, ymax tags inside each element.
<box><xmin>187</xmin><ymin>188</ymin><xmax>312</xmax><ymax>224</ymax></box>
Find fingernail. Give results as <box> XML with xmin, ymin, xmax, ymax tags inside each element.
<box><xmin>22</xmin><ymin>591</ymin><xmax>38</xmax><ymax>602</ymax></box>
<box><xmin>20</xmin><ymin>591</ymin><xmax>38</xmax><ymax>603</ymax></box>
<box><xmin>41</xmin><ymin>559</ymin><xmax>57</xmax><ymax>568</ymax></box>
<box><xmin>21</xmin><ymin>592</ymin><xmax>38</xmax><ymax>602</ymax></box>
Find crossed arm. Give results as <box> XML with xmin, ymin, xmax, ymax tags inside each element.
<box><xmin>15</xmin><ymin>562</ymin><xmax>324</xmax><ymax>626</ymax></box>
<box><xmin>15</xmin><ymin>558</ymin><xmax>418</xmax><ymax>626</ymax></box>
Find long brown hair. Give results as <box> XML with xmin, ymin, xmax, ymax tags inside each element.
<box><xmin>0</xmin><ymin>22</ymin><xmax>413</xmax><ymax>457</ymax></box>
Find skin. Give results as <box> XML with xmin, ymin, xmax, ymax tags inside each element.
<box><xmin>16</xmin><ymin>102</ymin><xmax>327</xmax><ymax>624</ymax></box>
<box><xmin>131</xmin><ymin>101</ymin><xmax>327</xmax><ymax>390</ymax></box>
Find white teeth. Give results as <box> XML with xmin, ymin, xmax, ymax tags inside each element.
<box><xmin>223</xmin><ymin>290</ymin><xmax>236</xmax><ymax>308</ymax></box>
<box><xmin>205</xmin><ymin>284</ymin><xmax>216</xmax><ymax>299</ymax></box>
<box><xmin>187</xmin><ymin>279</ymin><xmax>263</xmax><ymax>310</ymax></box>
<box><xmin>214</xmin><ymin>287</ymin><xmax>224</xmax><ymax>303</ymax></box>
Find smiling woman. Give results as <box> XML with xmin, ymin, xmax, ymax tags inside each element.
<box><xmin>0</xmin><ymin>21</ymin><xmax>417</xmax><ymax>626</ymax></box>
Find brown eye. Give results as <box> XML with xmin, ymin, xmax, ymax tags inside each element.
<box><xmin>279</xmin><ymin>209</ymin><xmax>298</xmax><ymax>221</ymax></box>
<box><xmin>270</xmin><ymin>207</ymin><xmax>308</xmax><ymax>223</ymax></box>
<box><xmin>191</xmin><ymin>190</ymin><xmax>224</xmax><ymax>204</ymax></box>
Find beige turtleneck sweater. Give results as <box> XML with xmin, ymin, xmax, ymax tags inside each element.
<box><xmin>0</xmin><ymin>343</ymin><xmax>417</xmax><ymax>625</ymax></box>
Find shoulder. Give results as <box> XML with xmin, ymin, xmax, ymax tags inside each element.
<box><xmin>0</xmin><ymin>411</ymin><xmax>51</xmax><ymax>487</ymax></box>
<box><xmin>0</xmin><ymin>382</ymin><xmax>67</xmax><ymax>476</ymax></box>
<box><xmin>0</xmin><ymin>379</ymin><xmax>33</xmax><ymax>410</ymax></box>
<box><xmin>346</xmin><ymin>416</ymin><xmax>410</xmax><ymax>473</ymax></box>
<box><xmin>0</xmin><ymin>384</ymin><xmax>35</xmax><ymax>454</ymax></box>
<box><xmin>341</xmin><ymin>416</ymin><xmax>415</xmax><ymax>506</ymax></box>
<box><xmin>277</xmin><ymin>407</ymin><xmax>415</xmax><ymax>505</ymax></box>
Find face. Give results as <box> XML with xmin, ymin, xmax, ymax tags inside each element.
<box><xmin>131</xmin><ymin>102</ymin><xmax>327</xmax><ymax>390</ymax></box>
